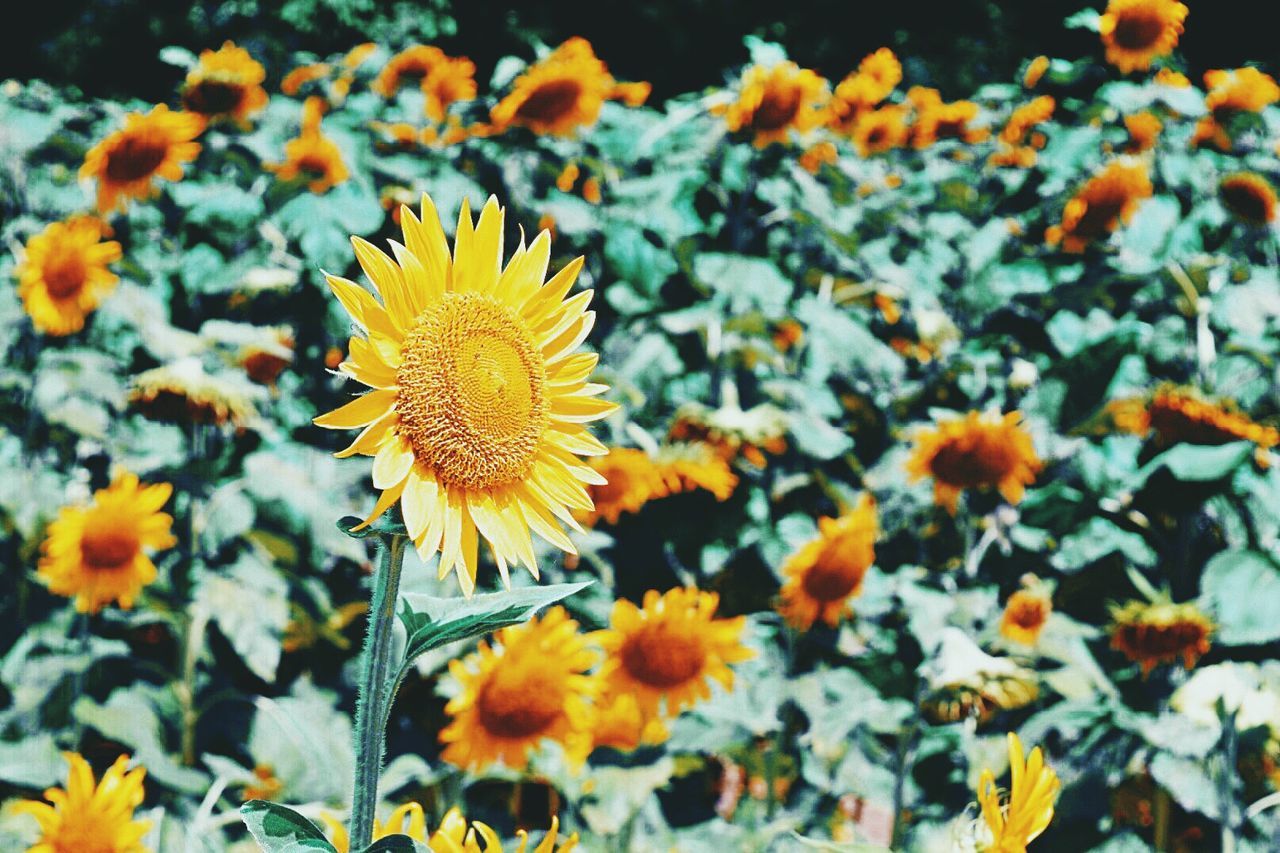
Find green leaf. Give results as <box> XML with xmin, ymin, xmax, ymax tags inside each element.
<box><xmin>359</xmin><ymin>836</ymin><xmax>429</xmax><ymax>853</ymax></box>
<box><xmin>693</xmin><ymin>253</ymin><xmax>793</xmax><ymax>316</ymax></box>
<box><xmin>338</xmin><ymin>513</ymin><xmax>407</xmax><ymax>539</ymax></box>
<box><xmin>1051</xmin><ymin>518</ymin><xmax>1155</xmax><ymax>572</ymax></box>
<box><xmin>1064</xmin><ymin>9</ymin><xmax>1101</xmax><ymax>32</ymax></box>
<box><xmin>1200</xmin><ymin>550</ymin><xmax>1280</xmax><ymax>645</ymax></box>
<box><xmin>73</xmin><ymin>690</ymin><xmax>209</xmax><ymax>794</ymax></box>
<box><xmin>397</xmin><ymin>582</ymin><xmax>591</xmax><ymax>672</ymax></box>
<box><xmin>239</xmin><ymin>800</ymin><xmax>336</xmax><ymax>852</ymax></box>
<box><xmin>0</xmin><ymin>733</ymin><xmax>64</xmax><ymax>787</ymax></box>
<box><xmin>1149</xmin><ymin>752</ymin><xmax>1220</xmax><ymax>819</ymax></box>
<box><xmin>1134</xmin><ymin>441</ymin><xmax>1253</xmax><ymax>486</ymax></box>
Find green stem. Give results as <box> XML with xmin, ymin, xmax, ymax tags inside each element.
<box><xmin>1220</xmin><ymin>710</ymin><xmax>1239</xmax><ymax>853</ymax></box>
<box><xmin>180</xmin><ymin>608</ymin><xmax>209</xmax><ymax>766</ymax></box>
<box><xmin>348</xmin><ymin>533</ymin><xmax>407</xmax><ymax>849</ymax></box>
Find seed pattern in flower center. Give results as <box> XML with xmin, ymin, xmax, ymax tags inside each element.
<box><xmin>396</xmin><ymin>292</ymin><xmax>548</xmax><ymax>491</ymax></box>
<box><xmin>42</xmin><ymin>254</ymin><xmax>89</xmax><ymax>299</ymax></box>
<box><xmin>1112</xmin><ymin>11</ymin><xmax>1166</xmax><ymax>50</ymax></box>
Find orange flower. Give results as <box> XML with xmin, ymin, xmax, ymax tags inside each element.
<box><xmin>422</xmin><ymin>55</ymin><xmax>478</xmax><ymax>122</ymax></box>
<box><xmin>777</xmin><ymin>494</ymin><xmax>877</xmax><ymax>630</ymax></box>
<box><xmin>1110</xmin><ymin>599</ymin><xmax>1213</xmax><ymax>676</ymax></box>
<box><xmin>905</xmin><ymin>411</ymin><xmax>1042</xmax><ymax>514</ymax></box>
<box><xmin>266</xmin><ymin>103</ymin><xmax>349</xmax><ymax>193</ymax></box>
<box><xmin>1193</xmin><ymin>68</ymin><xmax>1280</xmax><ymax>152</ymax></box>
<box><xmin>1024</xmin><ymin>55</ymin><xmax>1050</xmax><ymax>88</ymax></box>
<box><xmin>718</xmin><ymin>61</ymin><xmax>829</xmax><ymax>147</ymax></box>
<box><xmin>912</xmin><ymin>98</ymin><xmax>986</xmax><ymax>149</ymax></box>
<box><xmin>1154</xmin><ymin>67</ymin><xmax>1190</xmax><ymax>87</ymax></box>
<box><xmin>1113</xmin><ymin>386</ymin><xmax>1280</xmax><ymax>449</ymax></box>
<box><xmin>1123</xmin><ymin>111</ymin><xmax>1162</xmax><ymax>152</ymax></box>
<box><xmin>281</xmin><ymin>63</ymin><xmax>330</xmax><ymax>96</ymax></box>
<box><xmin>581</xmin><ymin>176</ymin><xmax>602</xmax><ymax>204</ymax></box>
<box><xmin>373</xmin><ymin>44</ymin><xmax>445</xmax><ymax>98</ymax></box>
<box><xmin>1000</xmin><ymin>96</ymin><xmax>1055</xmax><ymax>146</ymax></box>
<box><xmin>343</xmin><ymin>42</ymin><xmax>377</xmax><ymax>69</ymax></box>
<box><xmin>829</xmin><ymin>48</ymin><xmax>901</xmax><ymax>130</ymax></box>
<box><xmin>851</xmin><ymin>105</ymin><xmax>910</xmax><ymax>156</ymax></box>
<box><xmin>1220</xmin><ymin>172</ymin><xmax>1278</xmax><ymax>225</ymax></box>
<box><xmin>181</xmin><ymin>40</ymin><xmax>268</xmax><ymax>125</ymax></box>
<box><xmin>580</xmin><ymin>447</ymin><xmax>670</xmax><ymax>526</ymax></box>
<box><xmin>1098</xmin><ymin>0</ymin><xmax>1188</xmax><ymax>74</ymax></box>
<box><xmin>490</xmin><ymin>37</ymin><xmax>647</xmax><ymax>136</ymax></box>
<box><xmin>1000</xmin><ymin>578</ymin><xmax>1053</xmax><ymax>645</ymax></box>
<box><xmin>16</xmin><ymin>216</ymin><xmax>122</xmax><ymax>336</ymax></box>
<box><xmin>80</xmin><ymin>105</ymin><xmax>204</xmax><ymax>213</ymax></box>
<box><xmin>1046</xmin><ymin>159</ymin><xmax>1153</xmax><ymax>253</ymax></box>
<box><xmin>798</xmin><ymin>140</ymin><xmax>838</xmax><ymax>173</ymax></box>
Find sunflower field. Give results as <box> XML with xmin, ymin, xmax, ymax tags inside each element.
<box><xmin>5</xmin><ymin>1</ymin><xmax>1280</xmax><ymax>851</ymax></box>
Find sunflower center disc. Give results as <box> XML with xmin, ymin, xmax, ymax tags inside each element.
<box><xmin>42</xmin><ymin>253</ymin><xmax>89</xmax><ymax>299</ymax></box>
<box><xmin>622</xmin><ymin>625</ymin><xmax>706</xmax><ymax>688</ymax></box>
<box><xmin>1112</xmin><ymin>11</ymin><xmax>1165</xmax><ymax>50</ymax></box>
<box><xmin>105</xmin><ymin>135</ymin><xmax>169</xmax><ymax>183</ymax></box>
<box><xmin>476</xmin><ymin>654</ymin><xmax>564</xmax><ymax>738</ymax></box>
<box><xmin>803</xmin><ymin>545</ymin><xmax>865</xmax><ymax>602</ymax></box>
<box><xmin>397</xmin><ymin>292</ymin><xmax>548</xmax><ymax>491</ymax></box>
<box><xmin>80</xmin><ymin>523</ymin><xmax>139</xmax><ymax>572</ymax></box>
<box><xmin>516</xmin><ymin>79</ymin><xmax>582</xmax><ymax>124</ymax></box>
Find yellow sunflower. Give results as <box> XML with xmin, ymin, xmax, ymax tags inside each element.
<box><xmin>1220</xmin><ymin>172</ymin><xmax>1278</xmax><ymax>225</ymax></box>
<box><xmin>322</xmin><ymin>802</ymin><xmax>426</xmax><ymax>852</ymax></box>
<box><xmin>595</xmin><ymin>587</ymin><xmax>754</xmax><ymax>720</ymax></box>
<box><xmin>37</xmin><ymin>471</ymin><xmax>175</xmax><ymax>614</ymax></box>
<box><xmin>15</xmin><ymin>753</ymin><xmax>150</xmax><ymax>853</ymax></box>
<box><xmin>266</xmin><ymin>102</ymin><xmax>350</xmax><ymax>194</ymax></box>
<box><xmin>999</xmin><ymin>96</ymin><xmax>1055</xmax><ymax>146</ymax></box>
<box><xmin>440</xmin><ymin>606</ymin><xmax>597</xmax><ymax>771</ymax></box>
<box><xmin>489</xmin><ymin>37</ymin><xmax>645</xmax><ymax>137</ymax></box>
<box><xmin>912</xmin><ymin>97</ymin><xmax>986</xmax><ymax>149</ymax></box>
<box><xmin>1123</xmin><ymin>111</ymin><xmax>1162</xmax><ymax>152</ymax></box>
<box><xmin>655</xmin><ymin>442</ymin><xmax>739</xmax><ymax>501</ymax></box>
<box><xmin>181</xmin><ymin>41</ymin><xmax>269</xmax><ymax>125</ymax></box>
<box><xmin>1099</xmin><ymin>0</ymin><xmax>1188</xmax><ymax>74</ymax></box>
<box><xmin>798</xmin><ymin>140</ymin><xmax>838</xmax><ymax>174</ymax></box>
<box><xmin>717</xmin><ymin>61</ymin><xmax>829</xmax><ymax>147</ymax></box>
<box><xmin>80</xmin><ymin>104</ymin><xmax>204</xmax><ymax>214</ymax></box>
<box><xmin>850</xmin><ymin>105</ymin><xmax>911</xmax><ymax>157</ymax></box>
<box><xmin>905</xmin><ymin>410</ymin><xmax>1042</xmax><ymax>515</ymax></box>
<box><xmin>373</xmin><ymin>45</ymin><xmax>446</xmax><ymax>98</ymax></box>
<box><xmin>590</xmin><ymin>691</ymin><xmax>670</xmax><ymax>754</ymax></box>
<box><xmin>1109</xmin><ymin>599</ymin><xmax>1213</xmax><ymax>677</ymax></box>
<box><xmin>1023</xmin><ymin>56</ymin><xmax>1050</xmax><ymax>89</ymax></box>
<box><xmin>1000</xmin><ymin>579</ymin><xmax>1053</xmax><ymax>646</ymax></box>
<box><xmin>1112</xmin><ymin>386</ymin><xmax>1280</xmax><ymax>449</ymax></box>
<box><xmin>973</xmin><ymin>733</ymin><xmax>1060</xmax><ymax>853</ymax></box>
<box><xmin>281</xmin><ymin>62</ymin><xmax>331</xmax><ymax>97</ymax></box>
<box><xmin>1045</xmin><ymin>159</ymin><xmax>1152</xmax><ymax>253</ymax></box>
<box><xmin>313</xmin><ymin>194</ymin><xmax>615</xmax><ymax>594</ymax></box>
<box><xmin>129</xmin><ymin>359</ymin><xmax>260</xmax><ymax>428</ymax></box>
<box><xmin>423</xmin><ymin>56</ymin><xmax>479</xmax><ymax>123</ymax></box>
<box><xmin>1193</xmin><ymin>67</ymin><xmax>1280</xmax><ymax>151</ymax></box>
<box><xmin>430</xmin><ymin>808</ymin><xmax>579</xmax><ymax>853</ymax></box>
<box><xmin>777</xmin><ymin>493</ymin><xmax>878</xmax><ymax>630</ymax></box>
<box><xmin>829</xmin><ymin>48</ymin><xmax>901</xmax><ymax>130</ymax></box>
<box><xmin>579</xmin><ymin>447</ymin><xmax>670</xmax><ymax>526</ymax></box>
<box><xmin>15</xmin><ymin>216</ymin><xmax>122</xmax><ymax>336</ymax></box>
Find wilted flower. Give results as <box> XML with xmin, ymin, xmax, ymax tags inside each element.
<box><xmin>14</xmin><ymin>753</ymin><xmax>150</xmax><ymax>853</ymax></box>
<box><xmin>130</xmin><ymin>358</ymin><xmax>260</xmax><ymax>428</ymax></box>
<box><xmin>1109</xmin><ymin>598</ymin><xmax>1213</xmax><ymax>676</ymax></box>
<box><xmin>1110</xmin><ymin>386</ymin><xmax>1280</xmax><ymax>449</ymax></box>
<box><xmin>312</xmin><ymin>194</ymin><xmax>615</xmax><ymax>595</ymax></box>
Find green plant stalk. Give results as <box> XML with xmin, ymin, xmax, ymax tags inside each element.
<box><xmin>180</xmin><ymin>608</ymin><xmax>210</xmax><ymax>766</ymax></box>
<box><xmin>1220</xmin><ymin>710</ymin><xmax>1239</xmax><ymax>853</ymax></box>
<box><xmin>348</xmin><ymin>532</ymin><xmax>408</xmax><ymax>849</ymax></box>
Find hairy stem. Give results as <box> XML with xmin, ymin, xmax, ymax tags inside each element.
<box><xmin>347</xmin><ymin>532</ymin><xmax>407</xmax><ymax>849</ymax></box>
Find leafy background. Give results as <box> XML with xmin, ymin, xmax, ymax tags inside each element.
<box><xmin>4</xmin><ymin>2</ymin><xmax>1280</xmax><ymax>851</ymax></box>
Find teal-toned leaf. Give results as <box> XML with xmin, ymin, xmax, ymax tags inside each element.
<box><xmin>239</xmin><ymin>800</ymin><xmax>336</xmax><ymax>852</ymax></box>
<box><xmin>1149</xmin><ymin>752</ymin><xmax>1220</xmax><ymax>819</ymax></box>
<box><xmin>359</xmin><ymin>835</ymin><xmax>430</xmax><ymax>853</ymax></box>
<box><xmin>1064</xmin><ymin>9</ymin><xmax>1101</xmax><ymax>32</ymax></box>
<box><xmin>1200</xmin><ymin>550</ymin><xmax>1280</xmax><ymax>645</ymax></box>
<box><xmin>693</xmin><ymin>253</ymin><xmax>793</xmax><ymax>316</ymax></box>
<box><xmin>0</xmin><ymin>733</ymin><xmax>64</xmax><ymax>787</ymax></box>
<box><xmin>1134</xmin><ymin>441</ymin><xmax>1253</xmax><ymax>486</ymax></box>
<box><xmin>338</xmin><ymin>513</ymin><xmax>408</xmax><ymax>539</ymax></box>
<box><xmin>73</xmin><ymin>690</ymin><xmax>209</xmax><ymax>794</ymax></box>
<box><xmin>1051</xmin><ymin>518</ymin><xmax>1155</xmax><ymax>571</ymax></box>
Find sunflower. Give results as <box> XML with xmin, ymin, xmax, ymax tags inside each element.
<box><xmin>1113</xmin><ymin>386</ymin><xmax>1280</xmax><ymax>449</ymax></box>
<box><xmin>490</xmin><ymin>38</ymin><xmax>645</xmax><ymax>137</ymax></box>
<box><xmin>266</xmin><ymin>105</ymin><xmax>349</xmax><ymax>195</ymax></box>
<box><xmin>850</xmin><ymin>105</ymin><xmax>911</xmax><ymax>157</ymax></box>
<box><xmin>798</xmin><ymin>140</ymin><xmax>838</xmax><ymax>174</ymax></box>
<box><xmin>313</xmin><ymin>195</ymin><xmax>615</xmax><ymax>594</ymax></box>
<box><xmin>718</xmin><ymin>61</ymin><xmax>829</xmax><ymax>147</ymax></box>
<box><xmin>829</xmin><ymin>48</ymin><xmax>901</xmax><ymax>130</ymax></box>
<box><xmin>777</xmin><ymin>493</ymin><xmax>877</xmax><ymax>630</ymax></box>
<box><xmin>281</xmin><ymin>62</ymin><xmax>331</xmax><ymax>97</ymax></box>
<box><xmin>80</xmin><ymin>104</ymin><xmax>204</xmax><ymax>214</ymax></box>
<box><xmin>999</xmin><ymin>96</ymin><xmax>1055</xmax><ymax>146</ymax></box>
<box><xmin>973</xmin><ymin>733</ymin><xmax>1060</xmax><ymax>853</ymax></box>
<box><xmin>239</xmin><ymin>328</ymin><xmax>295</xmax><ymax>386</ymax></box>
<box><xmin>423</xmin><ymin>56</ymin><xmax>478</xmax><ymax>123</ymax></box>
<box><xmin>921</xmin><ymin>630</ymin><xmax>1038</xmax><ymax>725</ymax></box>
<box><xmin>1023</xmin><ymin>56</ymin><xmax>1050</xmax><ymax>89</ymax></box>
<box><xmin>912</xmin><ymin>97</ymin><xmax>986</xmax><ymax>149</ymax></box>
<box><xmin>14</xmin><ymin>753</ymin><xmax>150</xmax><ymax>853</ymax></box>
<box><xmin>373</xmin><ymin>45</ymin><xmax>446</xmax><ymax>98</ymax></box>
<box><xmin>322</xmin><ymin>802</ymin><xmax>426</xmax><ymax>852</ymax></box>
<box><xmin>905</xmin><ymin>411</ymin><xmax>1042</xmax><ymax>515</ymax></box>
<box><xmin>1155</xmin><ymin>67</ymin><xmax>1191</xmax><ymax>87</ymax></box>
<box><xmin>1098</xmin><ymin>0</ymin><xmax>1188</xmax><ymax>74</ymax></box>
<box><xmin>1123</xmin><ymin>111</ymin><xmax>1162</xmax><ymax>152</ymax></box>
<box><xmin>1220</xmin><ymin>172</ymin><xmax>1278</xmax><ymax>225</ymax></box>
<box><xmin>656</xmin><ymin>442</ymin><xmax>739</xmax><ymax>501</ymax></box>
<box><xmin>181</xmin><ymin>41</ymin><xmax>268</xmax><ymax>125</ymax></box>
<box><xmin>595</xmin><ymin>587</ymin><xmax>754</xmax><ymax>720</ymax></box>
<box><xmin>441</xmin><ymin>607</ymin><xmax>597</xmax><ymax>771</ymax></box>
<box><xmin>1109</xmin><ymin>599</ymin><xmax>1213</xmax><ymax>676</ymax></box>
<box><xmin>37</xmin><ymin>471</ymin><xmax>175</xmax><ymax>614</ymax></box>
<box><xmin>667</xmin><ymin>402</ymin><xmax>788</xmax><ymax>467</ymax></box>
<box><xmin>1045</xmin><ymin>159</ymin><xmax>1152</xmax><ymax>253</ymax></box>
<box><xmin>130</xmin><ymin>359</ymin><xmax>260</xmax><ymax>428</ymax></box>
<box><xmin>1000</xmin><ymin>579</ymin><xmax>1052</xmax><ymax>646</ymax></box>
<box><xmin>1205</xmin><ymin>67</ymin><xmax>1280</xmax><ymax>118</ymax></box>
<box><xmin>15</xmin><ymin>216</ymin><xmax>122</xmax><ymax>336</ymax></box>
<box><xmin>579</xmin><ymin>447</ymin><xmax>670</xmax><ymax>526</ymax></box>
<box><xmin>590</xmin><ymin>692</ymin><xmax>670</xmax><ymax>753</ymax></box>
<box><xmin>430</xmin><ymin>808</ymin><xmax>579</xmax><ymax>853</ymax></box>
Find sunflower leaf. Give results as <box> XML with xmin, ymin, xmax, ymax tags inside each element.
<box><xmin>239</xmin><ymin>800</ymin><xmax>336</xmax><ymax>852</ymax></box>
<box><xmin>337</xmin><ymin>512</ymin><xmax>408</xmax><ymax>539</ymax></box>
<box><xmin>396</xmin><ymin>581</ymin><xmax>592</xmax><ymax>673</ymax></box>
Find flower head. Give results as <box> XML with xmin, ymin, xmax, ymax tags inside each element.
<box><xmin>912</xmin><ymin>97</ymin><xmax>987</xmax><ymax>148</ymax></box>
<box><xmin>1000</xmin><ymin>579</ymin><xmax>1053</xmax><ymax>646</ymax></box>
<box><xmin>1110</xmin><ymin>599</ymin><xmax>1213</xmax><ymax>676</ymax></box>
<box><xmin>429</xmin><ymin>808</ymin><xmax>579</xmax><ymax>853</ymax></box>
<box><xmin>129</xmin><ymin>358</ymin><xmax>260</xmax><ymax>428</ymax></box>
<box><xmin>850</xmin><ymin>105</ymin><xmax>911</xmax><ymax>157</ymax></box>
<box><xmin>1123</xmin><ymin>111</ymin><xmax>1162</xmax><ymax>152</ymax></box>
<box><xmin>906</xmin><ymin>411</ymin><xmax>1042</xmax><ymax>515</ymax></box>
<box><xmin>1098</xmin><ymin>0</ymin><xmax>1188</xmax><ymax>74</ymax></box>
<box><xmin>440</xmin><ymin>606</ymin><xmax>597</xmax><ymax>771</ymax></box>
<box><xmin>490</xmin><ymin>38</ymin><xmax>645</xmax><ymax>137</ymax></box>
<box><xmin>579</xmin><ymin>447</ymin><xmax>670</xmax><ymax>526</ymax></box>
<box><xmin>1220</xmin><ymin>172</ymin><xmax>1278</xmax><ymax>226</ymax></box>
<box><xmin>181</xmin><ymin>41</ymin><xmax>268</xmax><ymax>125</ymax></box>
<box><xmin>830</xmin><ymin>48</ymin><xmax>901</xmax><ymax>130</ymax></box>
<box><xmin>322</xmin><ymin>802</ymin><xmax>426</xmax><ymax>852</ymax></box>
<box><xmin>266</xmin><ymin>102</ymin><xmax>349</xmax><ymax>193</ymax></box>
<box><xmin>777</xmin><ymin>493</ymin><xmax>878</xmax><ymax>630</ymax></box>
<box><xmin>922</xmin><ymin>629</ymin><xmax>1038</xmax><ymax>725</ymax></box>
<box><xmin>80</xmin><ymin>104</ymin><xmax>204</xmax><ymax>213</ymax></box>
<box><xmin>15</xmin><ymin>216</ymin><xmax>122</xmax><ymax>336</ymax></box>
<box><xmin>590</xmin><ymin>692</ymin><xmax>670</xmax><ymax>754</ymax></box>
<box><xmin>718</xmin><ymin>61</ymin><xmax>829</xmax><ymax>147</ymax></box>
<box><xmin>373</xmin><ymin>45</ymin><xmax>446</xmax><ymax>98</ymax></box>
<box><xmin>15</xmin><ymin>753</ymin><xmax>150</xmax><ymax>853</ymax></box>
<box><xmin>595</xmin><ymin>587</ymin><xmax>754</xmax><ymax>720</ymax></box>
<box><xmin>423</xmin><ymin>56</ymin><xmax>479</xmax><ymax>123</ymax></box>
<box><xmin>973</xmin><ymin>733</ymin><xmax>1060</xmax><ymax>852</ymax></box>
<box><xmin>1046</xmin><ymin>159</ymin><xmax>1152</xmax><ymax>252</ymax></box>
<box><xmin>37</xmin><ymin>472</ymin><xmax>175</xmax><ymax>614</ymax></box>
<box><xmin>1111</xmin><ymin>386</ymin><xmax>1280</xmax><ymax>449</ymax></box>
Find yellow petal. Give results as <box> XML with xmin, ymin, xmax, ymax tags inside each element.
<box><xmin>352</xmin><ymin>237</ymin><xmax>414</xmax><ymax>329</ymax></box>
<box><xmin>313</xmin><ymin>389</ymin><xmax>395</xmax><ymax>428</ymax></box>
<box><xmin>521</xmin><ymin>256</ymin><xmax>584</xmax><ymax>326</ymax></box>
<box><xmin>371</xmin><ymin>438</ymin><xmax>414</xmax><ymax>489</ymax></box>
